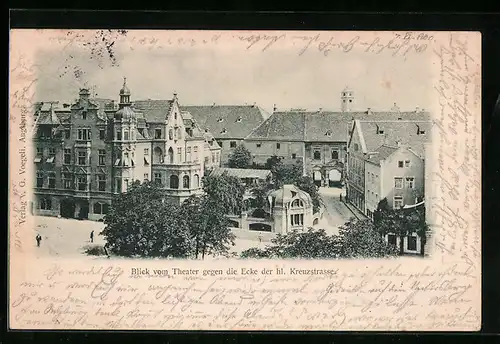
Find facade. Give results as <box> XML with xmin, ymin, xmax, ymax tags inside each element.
<box><xmin>182</xmin><ymin>105</ymin><xmax>269</xmax><ymax>166</ymax></box>
<box><xmin>32</xmin><ymin>79</ymin><xmax>222</xmax><ymax>220</ymax></box>
<box><xmin>346</xmin><ymin>119</ymin><xmax>432</xmax><ymax>254</ymax></box>
<box><xmin>244</xmin><ymin>89</ymin><xmax>429</xmax><ymax>188</ymax></box>
<box><xmin>267</xmin><ymin>184</ymin><xmax>314</xmax><ymax>234</ymax></box>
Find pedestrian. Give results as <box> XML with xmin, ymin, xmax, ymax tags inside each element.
<box><xmin>36</xmin><ymin>234</ymin><xmax>42</xmax><ymax>247</ymax></box>
<box><xmin>339</xmin><ymin>194</ymin><xmax>342</xmax><ymax>202</ymax></box>
<box><xmin>258</xmin><ymin>234</ymin><xmax>263</xmax><ymax>243</ymax></box>
<box><xmin>90</xmin><ymin>230</ymin><xmax>94</xmax><ymax>243</ymax></box>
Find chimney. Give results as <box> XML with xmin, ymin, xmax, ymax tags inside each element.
<box><xmin>319</xmin><ymin>107</ymin><xmax>323</xmax><ymax>113</ymax></box>
<box><xmin>212</xmin><ymin>102</ymin><xmax>216</xmax><ymax>107</ymax></box>
<box><xmin>391</xmin><ymin>102</ymin><xmax>400</xmax><ymax>112</ymax></box>
<box><xmin>273</xmin><ymin>104</ymin><xmax>277</xmax><ymax>112</ymax></box>
<box><xmin>367</xmin><ymin>107</ymin><xmax>372</xmax><ymax>115</ymax></box>
<box><xmin>252</xmin><ymin>102</ymin><xmax>256</xmax><ymax>107</ymax></box>
<box><xmin>415</xmin><ymin>106</ymin><xmax>420</xmax><ymax>113</ymax></box>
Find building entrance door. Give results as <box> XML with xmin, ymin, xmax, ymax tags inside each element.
<box><xmin>328</xmin><ymin>169</ymin><xmax>342</xmax><ymax>187</ymax></box>
<box><xmin>313</xmin><ymin>171</ymin><xmax>322</xmax><ymax>187</ymax></box>
<box><xmin>60</xmin><ymin>198</ymin><xmax>76</xmax><ymax>218</ymax></box>
<box><xmin>78</xmin><ymin>201</ymin><xmax>90</xmax><ymax>220</ymax></box>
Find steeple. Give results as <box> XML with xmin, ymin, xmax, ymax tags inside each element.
<box><xmin>119</xmin><ymin>77</ymin><xmax>131</xmax><ymax>109</ymax></box>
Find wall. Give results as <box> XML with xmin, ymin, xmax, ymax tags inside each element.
<box><xmin>364</xmin><ymin>162</ymin><xmax>382</xmax><ymax>216</ymax></box>
<box><xmin>380</xmin><ymin>148</ymin><xmax>424</xmax><ymax>209</ymax></box>
<box><xmin>244</xmin><ymin>139</ymin><xmax>305</xmax><ymax>166</ymax></box>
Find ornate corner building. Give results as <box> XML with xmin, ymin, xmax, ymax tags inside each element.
<box><xmin>32</xmin><ymin>79</ymin><xmax>222</xmax><ymax>220</ymax></box>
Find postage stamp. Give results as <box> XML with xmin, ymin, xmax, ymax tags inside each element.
<box><xmin>8</xmin><ymin>29</ymin><xmax>481</xmax><ymax>331</ymax></box>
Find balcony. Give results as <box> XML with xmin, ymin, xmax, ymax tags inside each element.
<box><xmin>75</xmin><ymin>140</ymin><xmax>92</xmax><ymax>148</ymax></box>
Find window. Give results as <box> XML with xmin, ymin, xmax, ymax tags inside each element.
<box><xmin>168</xmin><ymin>129</ymin><xmax>174</xmax><ymax>140</ymax></box>
<box><xmin>394</xmin><ymin>196</ymin><xmax>403</xmax><ymax>209</ymax></box>
<box><xmin>144</xmin><ymin>173</ymin><xmax>149</xmax><ymax>181</ymax></box>
<box><xmin>212</xmin><ymin>153</ymin><xmax>215</xmax><ymax>163</ymax></box>
<box><xmin>77</xmin><ymin>176</ymin><xmax>87</xmax><ymax>191</ymax></box>
<box><xmin>124</xmin><ymin>130</ymin><xmax>129</xmax><ymax>141</ymax></box>
<box><xmin>292</xmin><ymin>153</ymin><xmax>296</xmax><ymax>159</ymax></box>
<box><xmin>123</xmin><ymin>152</ymin><xmax>130</xmax><ymax>167</ymax></box>
<box><xmin>398</xmin><ymin>161</ymin><xmax>404</xmax><ymax>168</ymax></box>
<box><xmin>48</xmin><ymin>147</ymin><xmax>56</xmax><ymax>155</ymax></box>
<box><xmin>290</xmin><ymin>213</ymin><xmax>304</xmax><ymax>226</ymax></box>
<box><xmin>291</xmin><ymin>199</ymin><xmax>304</xmax><ymax>208</ymax></box>
<box><xmin>40</xmin><ymin>198</ymin><xmax>52</xmax><ymax>210</ymax></box>
<box><xmin>405</xmin><ymin>177</ymin><xmax>415</xmax><ymax>189</ymax></box>
<box><xmin>93</xmin><ymin>202</ymin><xmax>110</xmax><ymax>215</ymax></box>
<box><xmin>331</xmin><ymin>150</ymin><xmax>339</xmax><ymax>160</ymax></box>
<box><xmin>186</xmin><ymin>147</ymin><xmax>191</xmax><ymax>162</ymax></box>
<box><xmin>313</xmin><ymin>150</ymin><xmax>321</xmax><ymax>160</ymax></box>
<box><xmin>77</xmin><ymin>128</ymin><xmax>91</xmax><ymax>141</ymax></box>
<box><xmin>82</xmin><ymin>111</ymin><xmax>87</xmax><ymax>120</ymax></box>
<box><xmin>394</xmin><ymin>177</ymin><xmax>403</xmax><ymax>189</ymax></box>
<box><xmin>144</xmin><ymin>148</ymin><xmax>149</xmax><ymax>155</ymax></box>
<box><xmin>217</xmin><ymin>141</ymin><xmax>223</xmax><ymax>148</ymax></box>
<box><xmin>404</xmin><ymin>160</ymin><xmax>411</xmax><ymax>168</ymax></box>
<box><xmin>36</xmin><ymin>172</ymin><xmax>44</xmax><ymax>187</ymax></box>
<box><xmin>97</xmin><ymin>175</ymin><xmax>106</xmax><ymax>191</ymax></box>
<box><xmin>124</xmin><ymin>179</ymin><xmax>129</xmax><ymax>191</ymax></box>
<box><xmin>62</xmin><ymin>173</ymin><xmax>72</xmax><ymax>189</ymax></box>
<box><xmin>230</xmin><ymin>141</ymin><xmax>237</xmax><ymax>148</ymax></box>
<box><xmin>48</xmin><ymin>173</ymin><xmax>56</xmax><ymax>189</ymax></box>
<box><xmin>64</xmin><ymin>149</ymin><xmax>72</xmax><ymax>164</ymax></box>
<box><xmin>155</xmin><ymin>129</ymin><xmax>162</xmax><ymax>139</ymax></box>
<box><xmin>115</xmin><ymin>178</ymin><xmax>122</xmax><ymax>192</ymax></box>
<box><xmin>154</xmin><ymin>172</ymin><xmax>162</xmax><ymax>184</ymax></box>
<box><xmin>276</xmin><ymin>143</ymin><xmax>281</xmax><ymax>150</ymax></box>
<box><xmin>256</xmin><ymin>143</ymin><xmax>261</xmax><ymax>148</ymax></box>
<box><xmin>349</xmin><ymin>99</ymin><xmax>352</xmax><ymax>103</ymax></box>
<box><xmin>183</xmin><ymin>175</ymin><xmax>190</xmax><ymax>189</ymax></box>
<box><xmin>78</xmin><ymin>151</ymin><xmax>86</xmax><ymax>165</ymax></box>
<box><xmin>37</xmin><ymin>147</ymin><xmax>43</xmax><ymax>156</ymax></box>
<box><xmin>116</xmin><ymin>130</ymin><xmax>122</xmax><ymax>141</ymax></box>
<box><xmin>99</xmin><ymin>129</ymin><xmax>106</xmax><ymax>140</ymax></box>
<box><xmin>353</xmin><ymin>143</ymin><xmax>359</xmax><ymax>151</ymax></box>
<box><xmin>407</xmin><ymin>235</ymin><xmax>417</xmax><ymax>251</ymax></box>
<box><xmin>98</xmin><ymin>149</ymin><xmax>106</xmax><ymax>166</ymax></box>
<box><xmin>194</xmin><ymin>174</ymin><xmax>200</xmax><ymax>188</ymax></box>
<box><xmin>387</xmin><ymin>234</ymin><xmax>397</xmax><ymax>247</ymax></box>
<box><xmin>170</xmin><ymin>175</ymin><xmax>179</xmax><ymax>189</ymax></box>
<box><xmin>177</xmin><ymin>147</ymin><xmax>182</xmax><ymax>163</ymax></box>
<box><xmin>193</xmin><ymin>146</ymin><xmax>199</xmax><ymax>162</ymax></box>
<box><xmin>65</xmin><ymin>129</ymin><xmax>71</xmax><ymax>139</ymax></box>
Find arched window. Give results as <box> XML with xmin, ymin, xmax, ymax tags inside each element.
<box><xmin>183</xmin><ymin>175</ymin><xmax>190</xmax><ymax>189</ymax></box>
<box><xmin>331</xmin><ymin>150</ymin><xmax>339</xmax><ymax>160</ymax></box>
<box><xmin>168</xmin><ymin>147</ymin><xmax>174</xmax><ymax>163</ymax></box>
<box><xmin>170</xmin><ymin>175</ymin><xmax>179</xmax><ymax>189</ymax></box>
<box><xmin>290</xmin><ymin>199</ymin><xmax>304</xmax><ymax>208</ymax></box>
<box><xmin>153</xmin><ymin>147</ymin><xmax>163</xmax><ymax>164</ymax></box>
<box><xmin>313</xmin><ymin>150</ymin><xmax>321</xmax><ymax>160</ymax></box>
<box><xmin>194</xmin><ymin>174</ymin><xmax>200</xmax><ymax>187</ymax></box>
<box><xmin>169</xmin><ymin>129</ymin><xmax>174</xmax><ymax>140</ymax></box>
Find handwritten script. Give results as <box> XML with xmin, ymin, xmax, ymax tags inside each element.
<box><xmin>10</xmin><ymin>260</ymin><xmax>479</xmax><ymax>331</ymax></box>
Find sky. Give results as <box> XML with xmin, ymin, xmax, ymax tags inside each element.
<box><xmin>34</xmin><ymin>31</ymin><xmax>435</xmax><ymax>114</ymax></box>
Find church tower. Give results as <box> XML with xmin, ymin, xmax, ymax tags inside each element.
<box><xmin>341</xmin><ymin>86</ymin><xmax>354</xmax><ymax>112</ymax></box>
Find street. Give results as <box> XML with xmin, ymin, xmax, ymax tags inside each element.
<box><xmin>316</xmin><ymin>187</ymin><xmax>357</xmax><ymax>235</ymax></box>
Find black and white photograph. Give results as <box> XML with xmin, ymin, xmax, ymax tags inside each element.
<box><xmin>9</xmin><ymin>29</ymin><xmax>481</xmax><ymax>331</ymax></box>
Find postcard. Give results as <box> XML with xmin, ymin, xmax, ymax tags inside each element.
<box><xmin>9</xmin><ymin>29</ymin><xmax>481</xmax><ymax>331</ymax></box>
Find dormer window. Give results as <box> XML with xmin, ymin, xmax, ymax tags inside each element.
<box><xmin>417</xmin><ymin>125</ymin><xmax>426</xmax><ymax>135</ymax></box>
<box><xmin>217</xmin><ymin>118</ymin><xmax>224</xmax><ymax>123</ymax></box>
<box><xmin>220</xmin><ymin>128</ymin><xmax>227</xmax><ymax>134</ymax></box>
<box><xmin>325</xmin><ymin>130</ymin><xmax>332</xmax><ymax>137</ymax></box>
<box><xmin>236</xmin><ymin>117</ymin><xmax>242</xmax><ymax>123</ymax></box>
<box><xmin>376</xmin><ymin>125</ymin><xmax>384</xmax><ymax>135</ymax></box>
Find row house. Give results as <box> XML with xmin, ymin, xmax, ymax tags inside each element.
<box><xmin>32</xmin><ymin>79</ymin><xmax>222</xmax><ymax>220</ymax></box>
<box><xmin>346</xmin><ymin>119</ymin><xmax>432</xmax><ymax>254</ymax></box>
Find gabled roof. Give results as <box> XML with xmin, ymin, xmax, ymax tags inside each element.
<box><xmin>133</xmin><ymin>99</ymin><xmax>174</xmax><ymax>123</ymax></box>
<box><xmin>182</xmin><ymin>105</ymin><xmax>268</xmax><ymax>140</ymax></box>
<box><xmin>246</xmin><ymin>109</ymin><xmax>430</xmax><ymax>143</ymax></box>
<box><xmin>357</xmin><ymin>120</ymin><xmax>432</xmax><ymax>157</ymax></box>
<box><xmin>364</xmin><ymin>145</ymin><xmax>399</xmax><ymax>165</ymax></box>
<box><xmin>246</xmin><ymin>111</ymin><xmax>306</xmax><ymax>141</ymax></box>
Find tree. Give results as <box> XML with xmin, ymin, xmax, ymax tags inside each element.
<box><xmin>181</xmin><ymin>195</ymin><xmax>236</xmax><ymax>259</ymax></box>
<box><xmin>295</xmin><ymin>176</ymin><xmax>321</xmax><ymax>214</ymax></box>
<box><xmin>100</xmin><ymin>181</ymin><xmax>193</xmax><ymax>258</ymax></box>
<box><xmin>337</xmin><ymin>219</ymin><xmax>398</xmax><ymax>258</ymax></box>
<box><xmin>202</xmin><ymin>172</ymin><xmax>245</xmax><ymax>215</ymax></box>
<box><xmin>228</xmin><ymin>144</ymin><xmax>252</xmax><ymax>168</ymax></box>
<box><xmin>265</xmin><ymin>155</ymin><xmax>281</xmax><ymax>170</ymax></box>
<box><xmin>271</xmin><ymin>160</ymin><xmax>303</xmax><ymax>188</ymax></box>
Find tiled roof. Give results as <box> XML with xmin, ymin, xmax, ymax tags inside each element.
<box><xmin>364</xmin><ymin>145</ymin><xmax>399</xmax><ymax>165</ymax></box>
<box><xmin>358</xmin><ymin>120</ymin><xmax>432</xmax><ymax>157</ymax></box>
<box><xmin>182</xmin><ymin>105</ymin><xmax>267</xmax><ymax>140</ymax></box>
<box><xmin>246</xmin><ymin>111</ymin><xmax>306</xmax><ymax>141</ymax></box>
<box><xmin>210</xmin><ymin>167</ymin><xmax>271</xmax><ymax>180</ymax></box>
<box><xmin>133</xmin><ymin>100</ymin><xmax>174</xmax><ymax>123</ymax></box>
<box><xmin>247</xmin><ymin>110</ymin><xmax>431</xmax><ymax>143</ymax></box>
<box><xmin>36</xmin><ymin>105</ymin><xmax>61</xmax><ymax>125</ymax></box>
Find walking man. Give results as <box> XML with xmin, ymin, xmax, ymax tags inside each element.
<box><xmin>36</xmin><ymin>234</ymin><xmax>42</xmax><ymax>247</ymax></box>
<box><xmin>90</xmin><ymin>230</ymin><xmax>94</xmax><ymax>243</ymax></box>
<box><xmin>340</xmin><ymin>194</ymin><xmax>342</xmax><ymax>202</ymax></box>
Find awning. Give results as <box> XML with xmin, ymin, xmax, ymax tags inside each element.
<box><xmin>131</xmin><ymin>159</ymin><xmax>135</xmax><ymax>167</ymax></box>
<box><xmin>46</xmin><ymin>157</ymin><xmax>55</xmax><ymax>163</ymax></box>
<box><xmin>114</xmin><ymin>159</ymin><xmax>121</xmax><ymax>166</ymax></box>
<box><xmin>123</xmin><ymin>158</ymin><xmax>130</xmax><ymax>166</ymax></box>
<box><xmin>144</xmin><ymin>156</ymin><xmax>150</xmax><ymax>165</ymax></box>
<box><xmin>34</xmin><ymin>157</ymin><xmax>42</xmax><ymax>163</ymax></box>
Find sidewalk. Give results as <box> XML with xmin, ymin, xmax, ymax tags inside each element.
<box><xmin>341</xmin><ymin>200</ymin><xmax>368</xmax><ymax>221</ymax></box>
